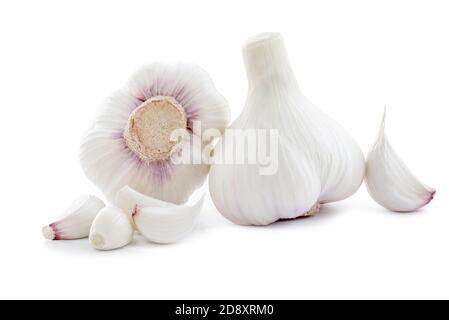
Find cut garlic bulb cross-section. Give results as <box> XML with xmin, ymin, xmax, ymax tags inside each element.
<box><xmin>365</xmin><ymin>109</ymin><xmax>435</xmax><ymax>212</ymax></box>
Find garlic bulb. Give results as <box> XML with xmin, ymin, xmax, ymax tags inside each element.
<box><xmin>80</xmin><ymin>62</ymin><xmax>230</xmax><ymax>205</ymax></box>
<box><xmin>132</xmin><ymin>195</ymin><xmax>205</xmax><ymax>244</ymax></box>
<box><xmin>365</xmin><ymin>109</ymin><xmax>435</xmax><ymax>212</ymax></box>
<box><xmin>209</xmin><ymin>32</ymin><xmax>365</xmax><ymax>225</ymax></box>
<box><xmin>42</xmin><ymin>195</ymin><xmax>105</xmax><ymax>240</ymax></box>
<box><xmin>89</xmin><ymin>206</ymin><xmax>134</xmax><ymax>250</ymax></box>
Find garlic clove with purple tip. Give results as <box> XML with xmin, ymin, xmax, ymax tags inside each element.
<box><xmin>365</xmin><ymin>109</ymin><xmax>435</xmax><ymax>212</ymax></box>
<box><xmin>42</xmin><ymin>195</ymin><xmax>105</xmax><ymax>240</ymax></box>
<box><xmin>80</xmin><ymin>62</ymin><xmax>230</xmax><ymax>205</ymax></box>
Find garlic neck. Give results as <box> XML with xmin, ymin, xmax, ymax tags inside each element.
<box><xmin>242</xmin><ymin>33</ymin><xmax>297</xmax><ymax>90</ymax></box>
<box><xmin>124</xmin><ymin>96</ymin><xmax>187</xmax><ymax>163</ymax></box>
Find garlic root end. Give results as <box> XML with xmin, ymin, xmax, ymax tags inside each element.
<box><xmin>89</xmin><ymin>233</ymin><xmax>106</xmax><ymax>250</ymax></box>
<box><xmin>304</xmin><ymin>202</ymin><xmax>321</xmax><ymax>217</ymax></box>
<box><xmin>42</xmin><ymin>225</ymin><xmax>56</xmax><ymax>240</ymax></box>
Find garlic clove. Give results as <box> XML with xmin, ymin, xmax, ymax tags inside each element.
<box><xmin>42</xmin><ymin>195</ymin><xmax>105</xmax><ymax>240</ymax></box>
<box><xmin>365</xmin><ymin>109</ymin><xmax>435</xmax><ymax>212</ymax></box>
<box><xmin>132</xmin><ymin>195</ymin><xmax>205</xmax><ymax>244</ymax></box>
<box><xmin>115</xmin><ymin>185</ymin><xmax>174</xmax><ymax>215</ymax></box>
<box><xmin>89</xmin><ymin>206</ymin><xmax>134</xmax><ymax>250</ymax></box>
<box><xmin>80</xmin><ymin>63</ymin><xmax>230</xmax><ymax>205</ymax></box>
<box><xmin>209</xmin><ymin>32</ymin><xmax>365</xmax><ymax>225</ymax></box>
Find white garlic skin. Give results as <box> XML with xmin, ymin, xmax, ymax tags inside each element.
<box><xmin>42</xmin><ymin>195</ymin><xmax>105</xmax><ymax>240</ymax></box>
<box><xmin>365</xmin><ymin>110</ymin><xmax>435</xmax><ymax>212</ymax></box>
<box><xmin>80</xmin><ymin>62</ymin><xmax>230</xmax><ymax>205</ymax></box>
<box><xmin>89</xmin><ymin>206</ymin><xmax>134</xmax><ymax>250</ymax></box>
<box><xmin>209</xmin><ymin>33</ymin><xmax>365</xmax><ymax>225</ymax></box>
<box><xmin>133</xmin><ymin>195</ymin><xmax>205</xmax><ymax>244</ymax></box>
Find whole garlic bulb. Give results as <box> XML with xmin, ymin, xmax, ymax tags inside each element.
<box><xmin>80</xmin><ymin>62</ymin><xmax>230</xmax><ymax>205</ymax></box>
<box><xmin>209</xmin><ymin>33</ymin><xmax>365</xmax><ymax>225</ymax></box>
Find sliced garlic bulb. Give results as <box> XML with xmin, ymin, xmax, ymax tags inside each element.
<box><xmin>209</xmin><ymin>32</ymin><xmax>365</xmax><ymax>225</ymax></box>
<box><xmin>133</xmin><ymin>195</ymin><xmax>205</xmax><ymax>244</ymax></box>
<box><xmin>89</xmin><ymin>206</ymin><xmax>134</xmax><ymax>250</ymax></box>
<box><xmin>80</xmin><ymin>62</ymin><xmax>230</xmax><ymax>205</ymax></box>
<box><xmin>365</xmin><ymin>109</ymin><xmax>435</xmax><ymax>212</ymax></box>
<box><xmin>42</xmin><ymin>195</ymin><xmax>105</xmax><ymax>240</ymax></box>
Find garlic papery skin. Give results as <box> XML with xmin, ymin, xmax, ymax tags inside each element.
<box><xmin>80</xmin><ymin>62</ymin><xmax>230</xmax><ymax>205</ymax></box>
<box><xmin>42</xmin><ymin>195</ymin><xmax>105</xmax><ymax>240</ymax></box>
<box><xmin>208</xmin><ymin>32</ymin><xmax>365</xmax><ymax>226</ymax></box>
<box><xmin>133</xmin><ymin>195</ymin><xmax>205</xmax><ymax>244</ymax></box>
<box><xmin>89</xmin><ymin>206</ymin><xmax>134</xmax><ymax>250</ymax></box>
<box><xmin>365</xmin><ymin>110</ymin><xmax>435</xmax><ymax>212</ymax></box>
<box><xmin>115</xmin><ymin>185</ymin><xmax>174</xmax><ymax>216</ymax></box>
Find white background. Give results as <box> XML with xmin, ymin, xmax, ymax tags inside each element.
<box><xmin>0</xmin><ymin>0</ymin><xmax>448</xmax><ymax>299</ymax></box>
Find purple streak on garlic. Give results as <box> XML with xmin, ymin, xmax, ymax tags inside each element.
<box><xmin>209</xmin><ymin>33</ymin><xmax>365</xmax><ymax>226</ymax></box>
<box><xmin>365</xmin><ymin>109</ymin><xmax>435</xmax><ymax>212</ymax></box>
<box><xmin>42</xmin><ymin>195</ymin><xmax>105</xmax><ymax>240</ymax></box>
<box><xmin>80</xmin><ymin>63</ymin><xmax>230</xmax><ymax>205</ymax></box>
<box><xmin>115</xmin><ymin>185</ymin><xmax>203</xmax><ymax>243</ymax></box>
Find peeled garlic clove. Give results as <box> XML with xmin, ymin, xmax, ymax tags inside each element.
<box><xmin>133</xmin><ymin>195</ymin><xmax>205</xmax><ymax>244</ymax></box>
<box><xmin>80</xmin><ymin>63</ymin><xmax>230</xmax><ymax>205</ymax></box>
<box><xmin>115</xmin><ymin>185</ymin><xmax>174</xmax><ymax>215</ymax></box>
<box><xmin>42</xmin><ymin>195</ymin><xmax>105</xmax><ymax>240</ymax></box>
<box><xmin>89</xmin><ymin>207</ymin><xmax>134</xmax><ymax>250</ymax></box>
<box><xmin>365</xmin><ymin>109</ymin><xmax>435</xmax><ymax>212</ymax></box>
<box><xmin>209</xmin><ymin>33</ymin><xmax>365</xmax><ymax>225</ymax></box>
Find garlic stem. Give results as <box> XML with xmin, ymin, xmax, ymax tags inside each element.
<box><xmin>243</xmin><ymin>32</ymin><xmax>296</xmax><ymax>90</ymax></box>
